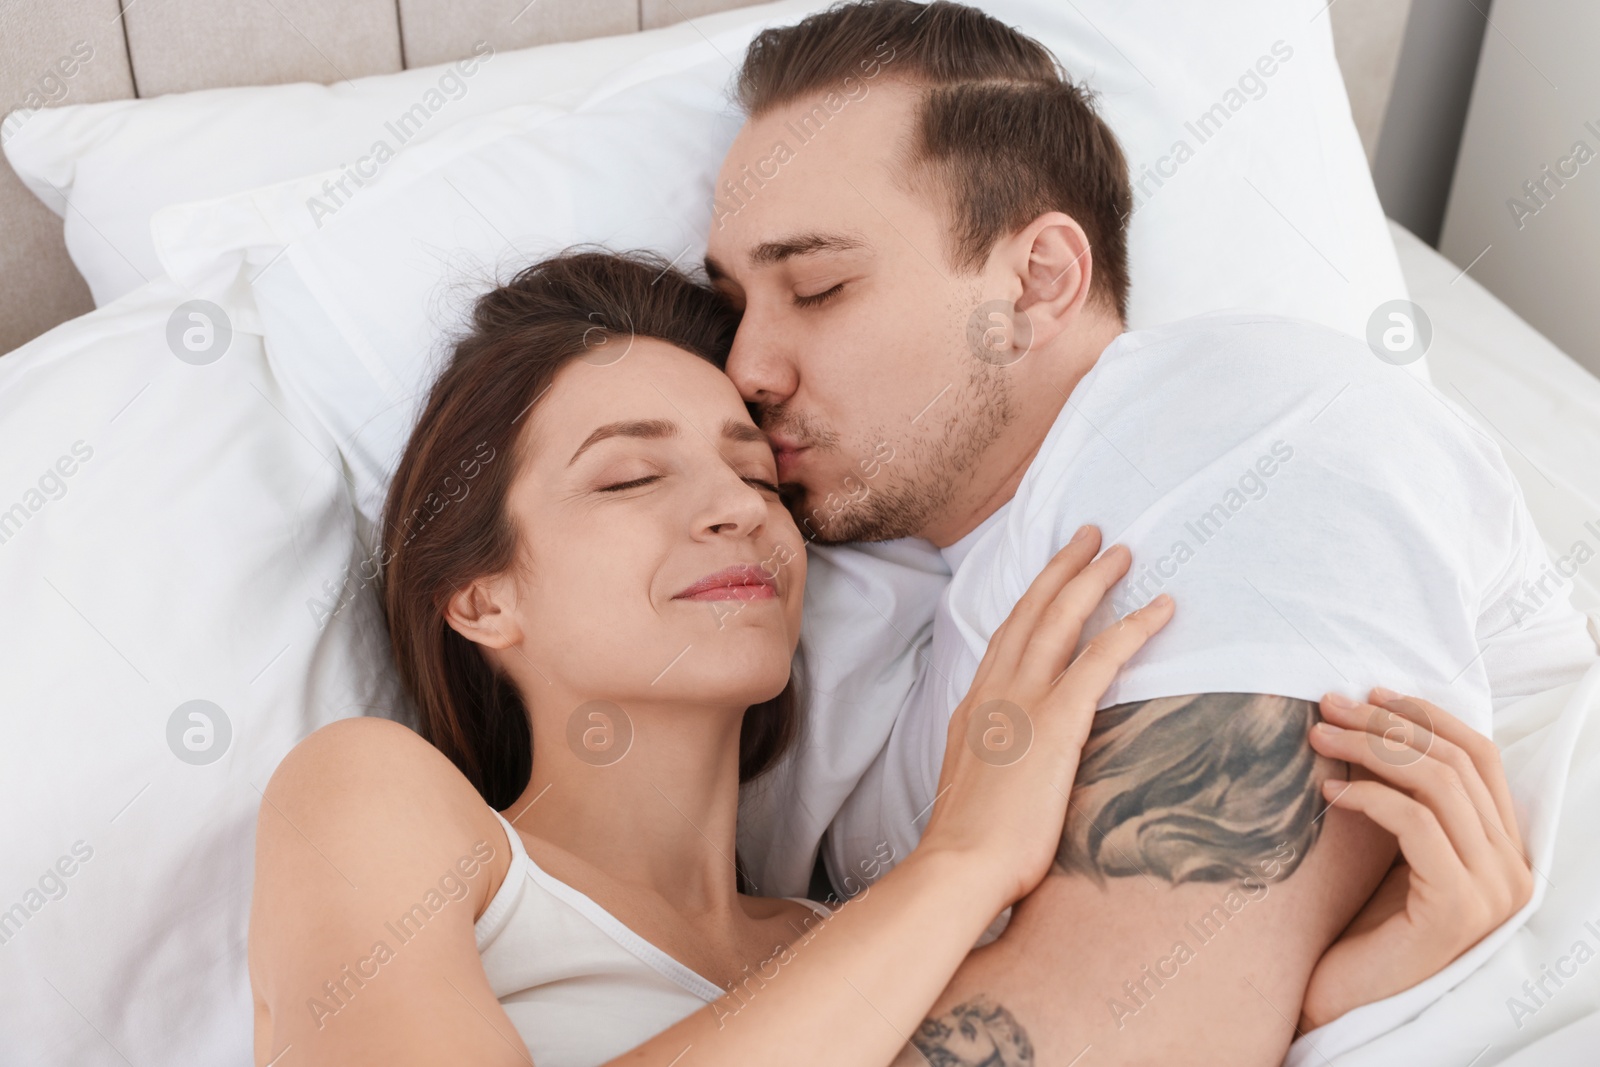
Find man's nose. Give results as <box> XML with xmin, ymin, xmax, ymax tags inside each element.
<box><xmin>725</xmin><ymin>317</ymin><xmax>799</xmax><ymax>409</ymax></box>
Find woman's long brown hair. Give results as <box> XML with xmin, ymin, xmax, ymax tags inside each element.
<box><xmin>378</xmin><ymin>250</ymin><xmax>799</xmax><ymax>811</ymax></box>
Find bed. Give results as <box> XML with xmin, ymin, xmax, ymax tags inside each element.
<box><xmin>2</xmin><ymin>2</ymin><xmax>1598</xmax><ymax>1064</ymax></box>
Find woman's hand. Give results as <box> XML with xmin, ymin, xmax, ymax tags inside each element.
<box><xmin>919</xmin><ymin>525</ymin><xmax>1173</xmax><ymax>913</ymax></box>
<box><xmin>1299</xmin><ymin>688</ymin><xmax>1536</xmax><ymax>1031</ymax></box>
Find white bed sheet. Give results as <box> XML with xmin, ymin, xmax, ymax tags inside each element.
<box><xmin>1393</xmin><ymin>220</ymin><xmax>1600</xmax><ymax>620</ymax></box>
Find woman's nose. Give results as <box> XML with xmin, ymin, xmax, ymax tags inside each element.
<box><xmin>702</xmin><ymin>471</ymin><xmax>770</xmax><ymax>538</ymax></box>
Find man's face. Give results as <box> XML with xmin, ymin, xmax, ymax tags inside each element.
<box><xmin>705</xmin><ymin>79</ymin><xmax>1019</xmax><ymax>545</ymax></box>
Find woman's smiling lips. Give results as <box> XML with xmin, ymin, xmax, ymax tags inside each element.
<box><xmin>673</xmin><ymin>563</ymin><xmax>779</xmax><ymax>601</ymax></box>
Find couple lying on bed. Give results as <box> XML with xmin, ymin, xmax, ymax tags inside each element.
<box><xmin>248</xmin><ymin>2</ymin><xmax>1597</xmax><ymax>1065</ymax></box>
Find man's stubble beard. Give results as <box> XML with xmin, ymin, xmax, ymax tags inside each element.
<box><xmin>789</xmin><ymin>359</ymin><xmax>1018</xmax><ymax>545</ymax></box>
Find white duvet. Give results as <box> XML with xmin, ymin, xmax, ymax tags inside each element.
<box><xmin>1287</xmin><ymin>662</ymin><xmax>1600</xmax><ymax>1065</ymax></box>
<box><xmin>1279</xmin><ymin>227</ymin><xmax>1600</xmax><ymax>1065</ymax></box>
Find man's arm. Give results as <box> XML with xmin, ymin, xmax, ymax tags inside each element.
<box><xmin>902</xmin><ymin>692</ymin><xmax>1396</xmax><ymax>1067</ymax></box>
<box><xmin>1055</xmin><ymin>693</ymin><xmax>1333</xmax><ymax>885</ymax></box>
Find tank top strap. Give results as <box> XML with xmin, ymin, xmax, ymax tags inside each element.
<box><xmin>783</xmin><ymin>896</ymin><xmax>834</xmax><ymax>920</ymax></box>
<box><xmin>475</xmin><ymin>808</ymin><xmax>533</xmax><ymax>948</ymax></box>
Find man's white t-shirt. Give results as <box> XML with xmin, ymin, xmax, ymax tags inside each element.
<box><xmin>738</xmin><ymin>311</ymin><xmax>1598</xmax><ymax>898</ymax></box>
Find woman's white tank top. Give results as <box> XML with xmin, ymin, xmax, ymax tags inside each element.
<box><xmin>474</xmin><ymin>809</ymin><xmax>830</xmax><ymax>1066</ymax></box>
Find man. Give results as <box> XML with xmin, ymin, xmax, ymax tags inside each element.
<box><xmin>706</xmin><ymin>1</ymin><xmax>1597</xmax><ymax>1062</ymax></box>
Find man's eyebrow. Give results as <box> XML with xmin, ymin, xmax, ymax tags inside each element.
<box><xmin>705</xmin><ymin>232</ymin><xmax>868</xmax><ymax>282</ymax></box>
<box><xmin>568</xmin><ymin>417</ymin><xmax>768</xmax><ymax>466</ymax></box>
<box><xmin>750</xmin><ymin>232</ymin><xmax>867</xmax><ymax>267</ymax></box>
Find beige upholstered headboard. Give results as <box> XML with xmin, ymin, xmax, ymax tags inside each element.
<box><xmin>0</xmin><ymin>0</ymin><xmax>1408</xmax><ymax>356</ymax></box>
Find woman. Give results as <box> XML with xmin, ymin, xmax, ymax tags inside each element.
<box><xmin>249</xmin><ymin>251</ymin><xmax>1533</xmax><ymax>1066</ymax></box>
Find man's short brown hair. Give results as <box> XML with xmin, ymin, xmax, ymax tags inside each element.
<box><xmin>735</xmin><ymin>0</ymin><xmax>1132</xmax><ymax>320</ymax></box>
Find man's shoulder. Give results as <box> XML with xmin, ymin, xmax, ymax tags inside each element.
<box><xmin>1100</xmin><ymin>310</ymin><xmax>1374</xmax><ymax>385</ymax></box>
<box><xmin>1065</xmin><ymin>309</ymin><xmax>1495</xmax><ymax>473</ymax></box>
<box><xmin>1038</xmin><ymin>312</ymin><xmax>1364</xmax><ymax>486</ymax></box>
<box><xmin>1010</xmin><ymin>308</ymin><xmax>1519</xmax><ymax>572</ymax></box>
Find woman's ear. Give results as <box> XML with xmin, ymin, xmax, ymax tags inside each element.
<box><xmin>443</xmin><ymin>574</ymin><xmax>522</xmax><ymax>651</ymax></box>
<box><xmin>1012</xmin><ymin>211</ymin><xmax>1096</xmax><ymax>347</ymax></box>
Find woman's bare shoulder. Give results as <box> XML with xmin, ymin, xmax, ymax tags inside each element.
<box><xmin>256</xmin><ymin>716</ymin><xmax>506</xmax><ymax>902</ymax></box>
<box><xmin>250</xmin><ymin>723</ymin><xmax>526</xmax><ymax>1063</ymax></box>
<box><xmin>266</xmin><ymin>715</ymin><xmax>470</xmax><ymax>792</ymax></box>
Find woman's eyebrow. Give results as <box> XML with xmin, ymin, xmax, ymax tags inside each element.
<box><xmin>721</xmin><ymin>419</ymin><xmax>770</xmax><ymax>448</ymax></box>
<box><xmin>567</xmin><ymin>417</ymin><xmax>767</xmax><ymax>466</ymax></box>
<box><xmin>567</xmin><ymin>418</ymin><xmax>678</xmax><ymax>465</ymax></box>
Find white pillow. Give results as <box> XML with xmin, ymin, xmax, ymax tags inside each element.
<box><xmin>0</xmin><ymin>0</ymin><xmax>792</xmax><ymax>306</ymax></box>
<box><xmin>155</xmin><ymin>0</ymin><xmax>1412</xmax><ymax>530</ymax></box>
<box><xmin>0</xmin><ymin>273</ymin><xmax>401</xmax><ymax>1065</ymax></box>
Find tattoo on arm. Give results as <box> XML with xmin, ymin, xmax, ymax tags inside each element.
<box><xmin>1055</xmin><ymin>693</ymin><xmax>1343</xmax><ymax>886</ymax></box>
<box><xmin>909</xmin><ymin>998</ymin><xmax>1033</xmax><ymax>1067</ymax></box>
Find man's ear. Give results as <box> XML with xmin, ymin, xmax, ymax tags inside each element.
<box><xmin>1011</xmin><ymin>211</ymin><xmax>1095</xmax><ymax>348</ymax></box>
<box><xmin>443</xmin><ymin>573</ymin><xmax>522</xmax><ymax>652</ymax></box>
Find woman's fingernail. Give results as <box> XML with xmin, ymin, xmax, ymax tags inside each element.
<box><xmin>1070</xmin><ymin>525</ymin><xmax>1092</xmax><ymax>543</ymax></box>
<box><xmin>1136</xmin><ymin>594</ymin><xmax>1173</xmax><ymax>615</ymax></box>
<box><xmin>1323</xmin><ymin>692</ymin><xmax>1355</xmax><ymax>710</ymax></box>
<box><xmin>1371</xmin><ymin>686</ymin><xmax>1401</xmax><ymax>702</ymax></box>
<box><xmin>1313</xmin><ymin>722</ymin><xmax>1342</xmax><ymax>737</ymax></box>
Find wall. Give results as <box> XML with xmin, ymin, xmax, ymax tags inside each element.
<box><xmin>1439</xmin><ymin>0</ymin><xmax>1600</xmax><ymax>376</ymax></box>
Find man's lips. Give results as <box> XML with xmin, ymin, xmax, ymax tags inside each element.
<box><xmin>673</xmin><ymin>564</ymin><xmax>779</xmax><ymax>601</ymax></box>
<box><xmin>767</xmin><ymin>432</ymin><xmax>809</xmax><ymax>475</ymax></box>
<box><xmin>765</xmin><ymin>430</ymin><xmax>806</xmax><ymax>453</ymax></box>
<box><xmin>764</xmin><ymin>427</ymin><xmax>815</xmax><ymax>480</ymax></box>
<box><xmin>774</xmin><ymin>445</ymin><xmax>809</xmax><ymax>479</ymax></box>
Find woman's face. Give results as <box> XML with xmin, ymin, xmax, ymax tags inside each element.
<box><xmin>467</xmin><ymin>337</ymin><xmax>805</xmax><ymax>719</ymax></box>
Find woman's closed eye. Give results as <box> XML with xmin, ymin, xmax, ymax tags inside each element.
<box><xmin>598</xmin><ymin>474</ymin><xmax>661</xmax><ymax>493</ymax></box>
<box><xmin>598</xmin><ymin>474</ymin><xmax>782</xmax><ymax>494</ymax></box>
